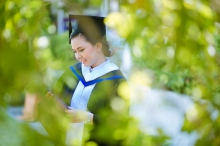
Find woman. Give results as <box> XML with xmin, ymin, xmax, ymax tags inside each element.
<box><xmin>57</xmin><ymin>15</ymin><xmax>129</xmax><ymax>146</ymax></box>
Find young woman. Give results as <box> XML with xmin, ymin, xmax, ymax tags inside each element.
<box><xmin>52</xmin><ymin>15</ymin><xmax>130</xmax><ymax>146</ymax></box>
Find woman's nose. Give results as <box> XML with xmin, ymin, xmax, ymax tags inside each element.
<box><xmin>75</xmin><ymin>52</ymin><xmax>82</xmax><ymax>59</ymax></box>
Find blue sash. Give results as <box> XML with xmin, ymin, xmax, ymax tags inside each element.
<box><xmin>69</xmin><ymin>66</ymin><xmax>123</xmax><ymax>87</ymax></box>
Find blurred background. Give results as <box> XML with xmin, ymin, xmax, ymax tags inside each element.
<box><xmin>1</xmin><ymin>0</ymin><xmax>220</xmax><ymax>145</ymax></box>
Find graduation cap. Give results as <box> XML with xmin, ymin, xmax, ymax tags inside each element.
<box><xmin>69</xmin><ymin>15</ymin><xmax>106</xmax><ymax>44</ymax></box>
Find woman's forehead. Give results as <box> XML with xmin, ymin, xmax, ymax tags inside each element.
<box><xmin>71</xmin><ymin>35</ymin><xmax>86</xmax><ymax>44</ymax></box>
<box><xmin>71</xmin><ymin>35</ymin><xmax>91</xmax><ymax>49</ymax></box>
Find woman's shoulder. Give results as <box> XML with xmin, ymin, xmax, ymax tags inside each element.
<box><xmin>101</xmin><ymin>69</ymin><xmax>126</xmax><ymax>80</ymax></box>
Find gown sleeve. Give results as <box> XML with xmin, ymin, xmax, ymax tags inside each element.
<box><xmin>88</xmin><ymin>77</ymin><xmax>130</xmax><ymax>123</ymax></box>
<box><xmin>52</xmin><ymin>66</ymin><xmax>78</xmax><ymax>105</ymax></box>
<box><xmin>86</xmin><ymin>78</ymin><xmax>130</xmax><ymax>146</ymax></box>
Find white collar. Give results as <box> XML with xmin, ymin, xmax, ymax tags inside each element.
<box><xmin>81</xmin><ymin>59</ymin><xmax>119</xmax><ymax>82</ymax></box>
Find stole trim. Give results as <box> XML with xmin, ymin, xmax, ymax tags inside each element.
<box><xmin>69</xmin><ymin>66</ymin><xmax>124</xmax><ymax>87</ymax></box>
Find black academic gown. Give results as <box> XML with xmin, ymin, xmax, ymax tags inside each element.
<box><xmin>68</xmin><ymin>62</ymin><xmax>130</xmax><ymax>146</ymax></box>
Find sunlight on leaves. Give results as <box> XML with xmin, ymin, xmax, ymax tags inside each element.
<box><xmin>105</xmin><ymin>12</ymin><xmax>134</xmax><ymax>38</ymax></box>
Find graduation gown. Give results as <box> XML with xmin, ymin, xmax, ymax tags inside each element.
<box><xmin>66</xmin><ymin>60</ymin><xmax>130</xmax><ymax>146</ymax></box>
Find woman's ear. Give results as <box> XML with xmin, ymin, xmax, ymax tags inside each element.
<box><xmin>96</xmin><ymin>43</ymin><xmax>102</xmax><ymax>51</ymax></box>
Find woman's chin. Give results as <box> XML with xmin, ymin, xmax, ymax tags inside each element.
<box><xmin>82</xmin><ymin>62</ymin><xmax>90</xmax><ymax>67</ymax></box>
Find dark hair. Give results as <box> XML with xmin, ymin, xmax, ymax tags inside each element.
<box><xmin>70</xmin><ymin>32</ymin><xmax>112</xmax><ymax>57</ymax></box>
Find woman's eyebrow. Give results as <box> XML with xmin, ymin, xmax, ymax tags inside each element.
<box><xmin>72</xmin><ymin>46</ymin><xmax>84</xmax><ymax>51</ymax></box>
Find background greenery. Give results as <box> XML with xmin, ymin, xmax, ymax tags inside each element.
<box><xmin>1</xmin><ymin>0</ymin><xmax>220</xmax><ymax>145</ymax></box>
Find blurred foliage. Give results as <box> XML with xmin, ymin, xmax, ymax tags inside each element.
<box><xmin>0</xmin><ymin>110</ymin><xmax>52</xmax><ymax>146</ymax></box>
<box><xmin>126</xmin><ymin>119</ymin><xmax>171</xmax><ymax>146</ymax></box>
<box><xmin>0</xmin><ymin>0</ymin><xmax>51</xmax><ymax>106</ymax></box>
<box><xmin>0</xmin><ymin>0</ymin><xmax>73</xmax><ymax>145</ymax></box>
<box><xmin>61</xmin><ymin>0</ymin><xmax>102</xmax><ymax>13</ymax></box>
<box><xmin>105</xmin><ymin>0</ymin><xmax>220</xmax><ymax>145</ymax></box>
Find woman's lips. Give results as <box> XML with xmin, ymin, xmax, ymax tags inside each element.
<box><xmin>81</xmin><ymin>60</ymin><xmax>86</xmax><ymax>64</ymax></box>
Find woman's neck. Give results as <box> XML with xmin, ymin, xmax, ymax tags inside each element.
<box><xmin>91</xmin><ymin>56</ymin><xmax>106</xmax><ymax>68</ymax></box>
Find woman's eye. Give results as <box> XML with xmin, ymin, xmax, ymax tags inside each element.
<box><xmin>73</xmin><ymin>49</ymin><xmax>84</xmax><ymax>53</ymax></box>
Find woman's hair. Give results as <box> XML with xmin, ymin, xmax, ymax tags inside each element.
<box><xmin>70</xmin><ymin>32</ymin><xmax>112</xmax><ymax>57</ymax></box>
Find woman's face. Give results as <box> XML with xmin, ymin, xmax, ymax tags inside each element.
<box><xmin>71</xmin><ymin>35</ymin><xmax>101</xmax><ymax>68</ymax></box>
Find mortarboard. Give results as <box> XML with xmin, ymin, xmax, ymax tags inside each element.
<box><xmin>69</xmin><ymin>15</ymin><xmax>106</xmax><ymax>44</ymax></box>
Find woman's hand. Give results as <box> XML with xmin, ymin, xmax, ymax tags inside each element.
<box><xmin>45</xmin><ymin>91</ymin><xmax>54</xmax><ymax>99</ymax></box>
<box><xmin>65</xmin><ymin>107</ymin><xmax>89</xmax><ymax>123</ymax></box>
